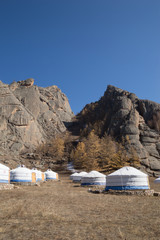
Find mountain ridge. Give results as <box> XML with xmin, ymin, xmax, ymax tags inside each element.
<box><xmin>0</xmin><ymin>80</ymin><xmax>160</xmax><ymax>176</ymax></box>
<box><xmin>76</xmin><ymin>85</ymin><xmax>160</xmax><ymax>175</ymax></box>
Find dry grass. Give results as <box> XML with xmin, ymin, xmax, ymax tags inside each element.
<box><xmin>0</xmin><ymin>176</ymin><xmax>160</xmax><ymax>240</ymax></box>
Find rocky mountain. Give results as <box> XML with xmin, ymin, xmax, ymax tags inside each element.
<box><xmin>77</xmin><ymin>85</ymin><xmax>160</xmax><ymax>176</ymax></box>
<box><xmin>0</xmin><ymin>79</ymin><xmax>74</xmax><ymax>159</ymax></box>
<box><xmin>1</xmin><ymin>80</ymin><xmax>160</xmax><ymax>175</ymax></box>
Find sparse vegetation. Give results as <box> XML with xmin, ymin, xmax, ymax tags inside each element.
<box><xmin>0</xmin><ymin>176</ymin><xmax>160</xmax><ymax>240</ymax></box>
<box><xmin>71</xmin><ymin>131</ymin><xmax>140</xmax><ymax>172</ymax></box>
<box><xmin>35</xmin><ymin>135</ymin><xmax>65</xmax><ymax>161</ymax></box>
<box><xmin>35</xmin><ymin>130</ymin><xmax>139</xmax><ymax>173</ymax></box>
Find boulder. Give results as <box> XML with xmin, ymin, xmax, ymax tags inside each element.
<box><xmin>121</xmin><ymin>124</ymin><xmax>139</xmax><ymax>135</ymax></box>
<box><xmin>17</xmin><ymin>78</ymin><xmax>34</xmax><ymax>87</ymax></box>
<box><xmin>143</xmin><ymin>144</ymin><xmax>160</xmax><ymax>158</ymax></box>
<box><xmin>156</xmin><ymin>143</ymin><xmax>160</xmax><ymax>153</ymax></box>
<box><xmin>149</xmin><ymin>156</ymin><xmax>160</xmax><ymax>171</ymax></box>
<box><xmin>141</xmin><ymin>136</ymin><xmax>158</xmax><ymax>144</ymax></box>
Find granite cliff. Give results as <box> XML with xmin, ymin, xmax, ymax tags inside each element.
<box><xmin>0</xmin><ymin>79</ymin><xmax>74</xmax><ymax>159</ymax></box>
<box><xmin>77</xmin><ymin>85</ymin><xmax>160</xmax><ymax>175</ymax></box>
<box><xmin>1</xmin><ymin>80</ymin><xmax>160</xmax><ymax>175</ymax></box>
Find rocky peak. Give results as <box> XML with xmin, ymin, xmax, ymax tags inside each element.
<box><xmin>78</xmin><ymin>85</ymin><xmax>160</xmax><ymax>176</ymax></box>
<box><xmin>9</xmin><ymin>78</ymin><xmax>34</xmax><ymax>90</ymax></box>
<box><xmin>0</xmin><ymin>79</ymin><xmax>74</xmax><ymax>160</ymax></box>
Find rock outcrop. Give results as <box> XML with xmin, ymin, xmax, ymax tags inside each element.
<box><xmin>1</xmin><ymin>80</ymin><xmax>160</xmax><ymax>175</ymax></box>
<box><xmin>78</xmin><ymin>85</ymin><xmax>160</xmax><ymax>176</ymax></box>
<box><xmin>0</xmin><ymin>79</ymin><xmax>74</xmax><ymax>157</ymax></box>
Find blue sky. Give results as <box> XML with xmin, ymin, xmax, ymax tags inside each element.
<box><xmin>0</xmin><ymin>0</ymin><xmax>160</xmax><ymax>114</ymax></box>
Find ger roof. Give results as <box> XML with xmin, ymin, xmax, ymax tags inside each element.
<box><xmin>82</xmin><ymin>170</ymin><xmax>106</xmax><ymax>178</ymax></box>
<box><xmin>0</xmin><ymin>163</ymin><xmax>9</xmax><ymax>170</ymax></box>
<box><xmin>107</xmin><ymin>166</ymin><xmax>148</xmax><ymax>177</ymax></box>
<box><xmin>32</xmin><ymin>168</ymin><xmax>39</xmax><ymax>172</ymax></box>
<box><xmin>70</xmin><ymin>172</ymin><xmax>79</xmax><ymax>177</ymax></box>
<box><xmin>11</xmin><ymin>166</ymin><xmax>31</xmax><ymax>173</ymax></box>
<box><xmin>78</xmin><ymin>171</ymin><xmax>87</xmax><ymax>176</ymax></box>
<box><xmin>45</xmin><ymin>169</ymin><xmax>57</xmax><ymax>174</ymax></box>
<box><xmin>32</xmin><ymin>168</ymin><xmax>42</xmax><ymax>174</ymax></box>
<box><xmin>154</xmin><ymin>177</ymin><xmax>160</xmax><ymax>183</ymax></box>
<box><xmin>71</xmin><ymin>173</ymin><xmax>79</xmax><ymax>177</ymax></box>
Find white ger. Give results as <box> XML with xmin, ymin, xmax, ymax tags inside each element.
<box><xmin>0</xmin><ymin>163</ymin><xmax>10</xmax><ymax>183</ymax></box>
<box><xmin>154</xmin><ymin>177</ymin><xmax>160</xmax><ymax>183</ymax></box>
<box><xmin>81</xmin><ymin>171</ymin><xmax>106</xmax><ymax>186</ymax></box>
<box><xmin>45</xmin><ymin>169</ymin><xmax>58</xmax><ymax>180</ymax></box>
<box><xmin>105</xmin><ymin>166</ymin><xmax>150</xmax><ymax>190</ymax></box>
<box><xmin>70</xmin><ymin>172</ymin><xmax>79</xmax><ymax>180</ymax></box>
<box><xmin>31</xmin><ymin>168</ymin><xmax>42</xmax><ymax>182</ymax></box>
<box><xmin>10</xmin><ymin>165</ymin><xmax>33</xmax><ymax>183</ymax></box>
<box><xmin>71</xmin><ymin>172</ymin><xmax>88</xmax><ymax>182</ymax></box>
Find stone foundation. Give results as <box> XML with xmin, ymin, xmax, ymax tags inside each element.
<box><xmin>89</xmin><ymin>188</ymin><xmax>160</xmax><ymax>196</ymax></box>
<box><xmin>0</xmin><ymin>184</ymin><xmax>15</xmax><ymax>190</ymax></box>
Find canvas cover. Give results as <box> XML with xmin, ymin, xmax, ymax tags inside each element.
<box><xmin>0</xmin><ymin>163</ymin><xmax>10</xmax><ymax>183</ymax></box>
<box><xmin>72</xmin><ymin>172</ymin><xmax>87</xmax><ymax>182</ymax></box>
<box><xmin>45</xmin><ymin>169</ymin><xmax>58</xmax><ymax>180</ymax></box>
<box><xmin>10</xmin><ymin>166</ymin><xmax>32</xmax><ymax>182</ymax></box>
<box><xmin>32</xmin><ymin>168</ymin><xmax>42</xmax><ymax>181</ymax></box>
<box><xmin>81</xmin><ymin>170</ymin><xmax>106</xmax><ymax>186</ymax></box>
<box><xmin>105</xmin><ymin>166</ymin><xmax>150</xmax><ymax>190</ymax></box>
<box><xmin>154</xmin><ymin>177</ymin><xmax>160</xmax><ymax>183</ymax></box>
<box><xmin>70</xmin><ymin>172</ymin><xmax>79</xmax><ymax>180</ymax></box>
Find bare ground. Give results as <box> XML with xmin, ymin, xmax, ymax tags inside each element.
<box><xmin>0</xmin><ymin>176</ymin><xmax>160</xmax><ymax>240</ymax></box>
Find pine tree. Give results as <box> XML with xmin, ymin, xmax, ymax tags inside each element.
<box><xmin>73</xmin><ymin>141</ymin><xmax>87</xmax><ymax>169</ymax></box>
<box><xmin>49</xmin><ymin>136</ymin><xmax>65</xmax><ymax>160</ymax></box>
<box><xmin>83</xmin><ymin>130</ymin><xmax>100</xmax><ymax>171</ymax></box>
<box><xmin>72</xmin><ymin>130</ymin><xmax>100</xmax><ymax>171</ymax></box>
<box><xmin>99</xmin><ymin>134</ymin><xmax>117</xmax><ymax>171</ymax></box>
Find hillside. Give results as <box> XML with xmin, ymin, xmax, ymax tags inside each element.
<box><xmin>75</xmin><ymin>85</ymin><xmax>160</xmax><ymax>176</ymax></box>
<box><xmin>0</xmin><ymin>79</ymin><xmax>74</xmax><ymax>166</ymax></box>
<box><xmin>1</xmin><ymin>81</ymin><xmax>160</xmax><ymax>176</ymax></box>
